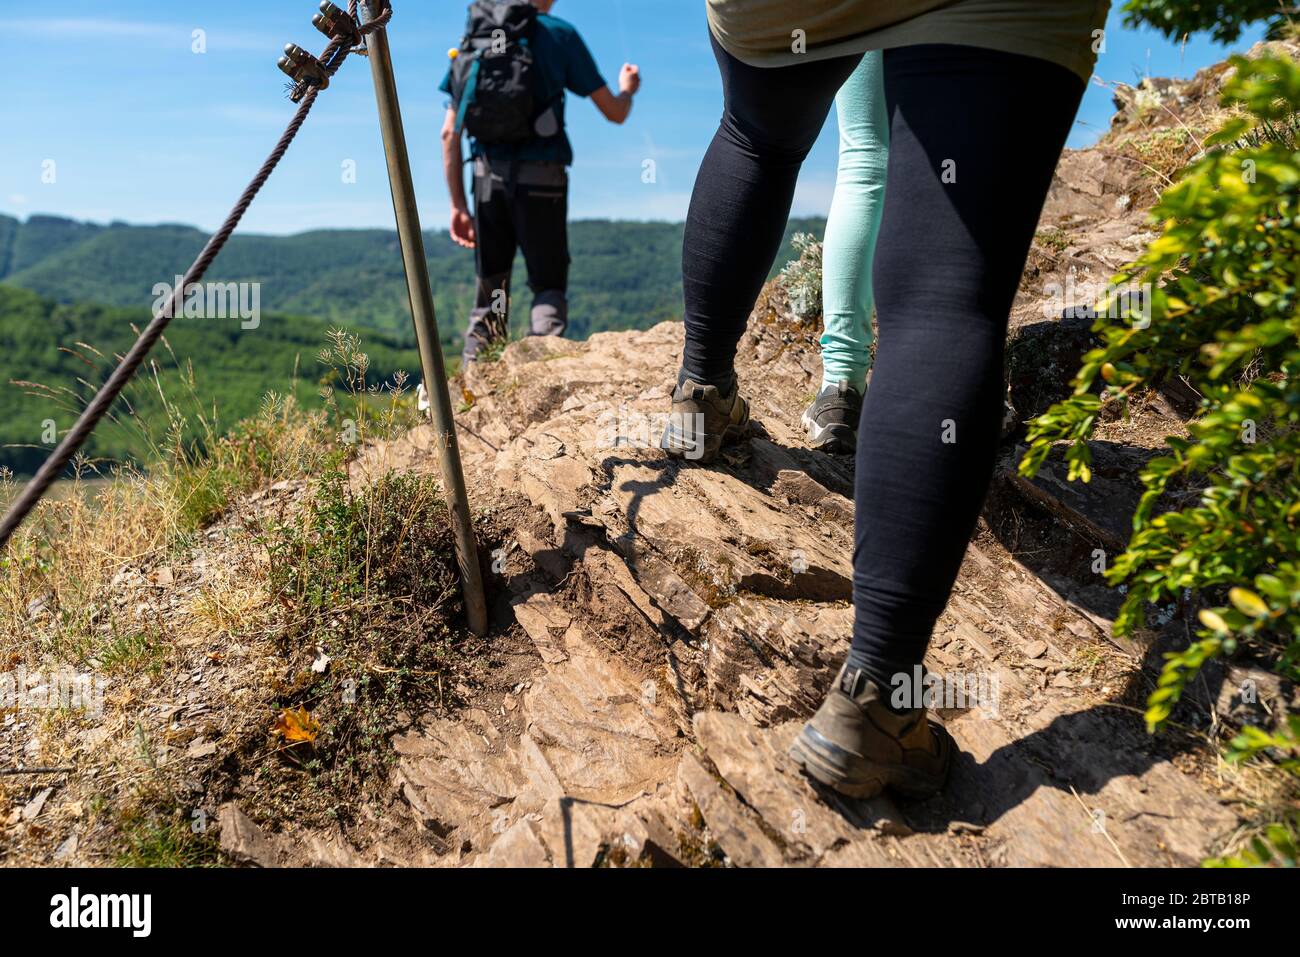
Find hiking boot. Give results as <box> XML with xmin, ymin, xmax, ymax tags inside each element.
<box><xmin>789</xmin><ymin>665</ymin><xmax>953</xmax><ymax>799</ymax></box>
<box><xmin>660</xmin><ymin>375</ymin><xmax>750</xmax><ymax>464</ymax></box>
<box><xmin>801</xmin><ymin>381</ymin><xmax>863</xmax><ymax>454</ymax></box>
<box><xmin>461</xmin><ymin>321</ymin><xmax>494</xmax><ymax>364</ymax></box>
<box><xmin>462</xmin><ymin>306</ymin><xmax>508</xmax><ymax>364</ymax></box>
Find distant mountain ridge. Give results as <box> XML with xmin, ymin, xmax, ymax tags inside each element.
<box><xmin>0</xmin><ymin>212</ymin><xmax>824</xmax><ymax>476</ymax></box>
<box><xmin>0</xmin><ymin>213</ymin><xmax>826</xmax><ymax>350</ymax></box>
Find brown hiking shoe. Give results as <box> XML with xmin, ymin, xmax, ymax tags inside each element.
<box><xmin>660</xmin><ymin>375</ymin><xmax>750</xmax><ymax>464</ymax></box>
<box><xmin>789</xmin><ymin>665</ymin><xmax>953</xmax><ymax>799</ymax></box>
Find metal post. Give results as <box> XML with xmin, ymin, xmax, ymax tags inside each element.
<box><xmin>359</xmin><ymin>0</ymin><xmax>488</xmax><ymax>637</ymax></box>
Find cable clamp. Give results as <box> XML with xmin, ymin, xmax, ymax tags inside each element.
<box><xmin>278</xmin><ymin>43</ymin><xmax>331</xmax><ymax>101</ymax></box>
<box><xmin>313</xmin><ymin>2</ymin><xmax>362</xmax><ymax>46</ymax></box>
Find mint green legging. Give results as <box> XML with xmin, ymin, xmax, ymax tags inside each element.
<box><xmin>820</xmin><ymin>51</ymin><xmax>888</xmax><ymax>393</ymax></box>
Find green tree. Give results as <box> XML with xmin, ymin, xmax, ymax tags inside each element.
<box><xmin>1123</xmin><ymin>0</ymin><xmax>1299</xmax><ymax>44</ymax></box>
<box><xmin>1022</xmin><ymin>53</ymin><xmax>1300</xmax><ymax>865</ymax></box>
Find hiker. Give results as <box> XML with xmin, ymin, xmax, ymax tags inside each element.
<box><xmin>664</xmin><ymin>2</ymin><xmax>1108</xmax><ymax>798</ymax></box>
<box><xmin>802</xmin><ymin>52</ymin><xmax>888</xmax><ymax>454</ymax></box>
<box><xmin>440</xmin><ymin>0</ymin><xmax>641</xmax><ymax>363</ymax></box>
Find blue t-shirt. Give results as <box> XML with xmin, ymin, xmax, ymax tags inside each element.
<box><xmin>440</xmin><ymin>13</ymin><xmax>606</xmax><ymax>166</ymax></box>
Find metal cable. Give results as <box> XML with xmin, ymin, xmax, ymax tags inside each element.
<box><xmin>0</xmin><ymin>4</ymin><xmax>392</xmax><ymax>549</ymax></box>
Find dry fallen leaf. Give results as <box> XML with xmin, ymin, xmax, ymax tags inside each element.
<box><xmin>272</xmin><ymin>706</ymin><xmax>320</xmax><ymax>745</ymax></box>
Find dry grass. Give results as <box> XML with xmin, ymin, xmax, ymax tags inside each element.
<box><xmin>0</xmin><ymin>393</ymin><xmax>330</xmax><ymax>666</ymax></box>
<box><xmin>0</xmin><ymin>330</ymin><xmax>442</xmax><ymax>866</ymax></box>
<box><xmin>218</xmin><ymin>468</ymin><xmax>467</xmax><ymax>831</ymax></box>
<box><xmin>1203</xmin><ymin>749</ymin><xmax>1300</xmax><ymax>864</ymax></box>
<box><xmin>0</xmin><ymin>405</ymin><xmax>325</xmax><ymax>866</ymax></box>
<box><xmin>1112</xmin><ymin>126</ymin><xmax>1204</xmax><ymax>187</ymax></box>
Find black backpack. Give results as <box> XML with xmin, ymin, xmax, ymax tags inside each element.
<box><xmin>448</xmin><ymin>1</ymin><xmax>542</xmax><ymax>145</ymax></box>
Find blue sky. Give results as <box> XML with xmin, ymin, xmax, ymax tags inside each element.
<box><xmin>1</xmin><ymin>1</ymin><xmax>1266</xmax><ymax>235</ymax></box>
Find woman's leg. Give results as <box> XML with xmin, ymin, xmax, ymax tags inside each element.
<box><xmin>792</xmin><ymin>44</ymin><xmax>1084</xmax><ymax>799</ymax></box>
<box><xmin>679</xmin><ymin>34</ymin><xmax>862</xmax><ymax>389</ymax></box>
<box><xmin>847</xmin><ymin>45</ymin><xmax>1086</xmax><ymax>689</ymax></box>
<box><xmin>819</xmin><ymin>51</ymin><xmax>888</xmax><ymax>393</ymax></box>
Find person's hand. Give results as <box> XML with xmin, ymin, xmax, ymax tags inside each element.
<box><xmin>619</xmin><ymin>63</ymin><xmax>640</xmax><ymax>96</ymax></box>
<box><xmin>450</xmin><ymin>206</ymin><xmax>476</xmax><ymax>249</ymax></box>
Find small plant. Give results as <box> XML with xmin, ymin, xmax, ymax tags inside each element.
<box><xmin>100</xmin><ymin>627</ymin><xmax>166</xmax><ymax>676</ymax></box>
<box><xmin>476</xmin><ymin>333</ymin><xmax>511</xmax><ymax>364</ymax></box>
<box><xmin>115</xmin><ymin>811</ymin><xmax>223</xmax><ymax>868</ymax></box>
<box><xmin>1120</xmin><ymin>127</ymin><xmax>1200</xmax><ymax>186</ymax></box>
<box><xmin>777</xmin><ymin>233</ymin><xmax>824</xmax><ymax>321</ymax></box>
<box><xmin>1035</xmin><ymin>227</ymin><xmax>1074</xmax><ymax>255</ymax></box>
<box><xmin>1206</xmin><ymin>816</ymin><xmax>1299</xmax><ymax>867</ymax></box>
<box><xmin>254</xmin><ymin>467</ymin><xmax>466</xmax><ymax>821</ymax></box>
<box><xmin>316</xmin><ymin>327</ymin><xmax>420</xmax><ymax>446</ymax></box>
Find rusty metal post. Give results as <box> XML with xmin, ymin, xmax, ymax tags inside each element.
<box><xmin>359</xmin><ymin>0</ymin><xmax>488</xmax><ymax>636</ymax></box>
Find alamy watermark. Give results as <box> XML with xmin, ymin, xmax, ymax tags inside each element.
<box><xmin>151</xmin><ymin>275</ymin><xmax>261</xmax><ymax>329</ymax></box>
<box><xmin>1</xmin><ymin>665</ymin><xmax>107</xmax><ymax>720</ymax></box>
<box><xmin>890</xmin><ymin>666</ymin><xmax>1000</xmax><ymax>718</ymax></box>
<box><xmin>50</xmin><ymin>887</ymin><xmax>151</xmax><ymax>937</ymax></box>
<box><xmin>596</xmin><ymin>405</ymin><xmax>705</xmax><ymax>461</ymax></box>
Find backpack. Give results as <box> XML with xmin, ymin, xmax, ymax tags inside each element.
<box><xmin>448</xmin><ymin>1</ymin><xmax>543</xmax><ymax>145</ymax></box>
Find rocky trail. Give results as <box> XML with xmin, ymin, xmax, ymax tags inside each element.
<box><xmin>336</xmin><ymin>305</ymin><xmax>1227</xmax><ymax>867</ymax></box>
<box><xmin>213</xmin><ymin>56</ymin><xmax>1286</xmax><ymax>868</ymax></box>
<box><xmin>14</xmin><ymin>48</ymin><xmax>1294</xmax><ymax>868</ymax></box>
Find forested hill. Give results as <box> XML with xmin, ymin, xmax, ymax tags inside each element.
<box><xmin>0</xmin><ymin>213</ymin><xmax>824</xmax><ymax>475</ymax></box>
<box><xmin>0</xmin><ymin>213</ymin><xmax>826</xmax><ymax>350</ymax></box>
<box><xmin>0</xmin><ymin>283</ymin><xmax>421</xmax><ymax>477</ymax></box>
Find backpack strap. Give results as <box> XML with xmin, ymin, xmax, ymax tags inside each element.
<box><xmin>453</xmin><ymin>57</ymin><xmax>481</xmax><ymax>134</ymax></box>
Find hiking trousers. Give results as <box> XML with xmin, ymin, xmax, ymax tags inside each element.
<box><xmin>465</xmin><ymin>157</ymin><xmax>571</xmax><ymax>361</ymax></box>
<box><xmin>680</xmin><ymin>37</ymin><xmax>1085</xmax><ymax>690</ymax></box>
<box><xmin>820</xmin><ymin>50</ymin><xmax>888</xmax><ymax>394</ymax></box>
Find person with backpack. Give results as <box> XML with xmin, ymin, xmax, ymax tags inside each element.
<box><xmin>440</xmin><ymin>0</ymin><xmax>641</xmax><ymax>363</ymax></box>
<box><xmin>662</xmin><ymin>0</ymin><xmax>1109</xmax><ymax>799</ymax></box>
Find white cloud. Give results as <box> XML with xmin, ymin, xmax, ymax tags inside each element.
<box><xmin>570</xmin><ymin>188</ymin><xmax>693</xmax><ymax>223</ymax></box>
<box><xmin>11</xmin><ymin>18</ymin><xmax>277</xmax><ymax>53</ymax></box>
<box><xmin>12</xmin><ymin>18</ymin><xmax>174</xmax><ymax>39</ymax></box>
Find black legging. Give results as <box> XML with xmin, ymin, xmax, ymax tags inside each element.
<box><xmin>682</xmin><ymin>40</ymin><xmax>1085</xmax><ymax>690</ymax></box>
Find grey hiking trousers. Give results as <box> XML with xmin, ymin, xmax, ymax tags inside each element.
<box><xmin>464</xmin><ymin>156</ymin><xmax>570</xmax><ymax>361</ymax></box>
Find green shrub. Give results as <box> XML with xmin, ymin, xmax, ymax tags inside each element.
<box><xmin>777</xmin><ymin>233</ymin><xmax>824</xmax><ymax>321</ymax></box>
<box><xmin>1206</xmin><ymin>815</ymin><xmax>1298</xmax><ymax>867</ymax></box>
<box><xmin>267</xmin><ymin>469</ymin><xmax>458</xmax><ymax>619</ymax></box>
<box><xmin>1123</xmin><ymin>0</ymin><xmax>1299</xmax><ymax>44</ymax></box>
<box><xmin>254</xmin><ymin>468</ymin><xmax>466</xmax><ymax>819</ymax></box>
<box><xmin>1021</xmin><ymin>54</ymin><xmax>1300</xmax><ymax>859</ymax></box>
